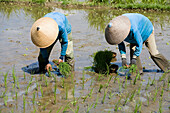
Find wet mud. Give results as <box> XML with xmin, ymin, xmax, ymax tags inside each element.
<box><xmin>0</xmin><ymin>2</ymin><xmax>170</xmax><ymax>113</ymax></box>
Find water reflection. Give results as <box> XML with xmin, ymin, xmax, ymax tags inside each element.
<box><xmin>85</xmin><ymin>9</ymin><xmax>170</xmax><ymax>32</ymax></box>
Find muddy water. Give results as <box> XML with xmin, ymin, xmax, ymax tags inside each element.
<box><xmin>0</xmin><ymin>3</ymin><xmax>170</xmax><ymax>113</ymax></box>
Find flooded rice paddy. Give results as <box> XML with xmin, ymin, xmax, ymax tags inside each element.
<box><xmin>0</xmin><ymin>3</ymin><xmax>170</xmax><ymax>113</ymax></box>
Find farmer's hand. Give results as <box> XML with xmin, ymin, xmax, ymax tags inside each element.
<box><xmin>131</xmin><ymin>58</ymin><xmax>137</xmax><ymax>65</ymax></box>
<box><xmin>59</xmin><ymin>55</ymin><xmax>65</xmax><ymax>63</ymax></box>
<box><xmin>45</xmin><ymin>63</ymin><xmax>52</xmax><ymax>71</ymax></box>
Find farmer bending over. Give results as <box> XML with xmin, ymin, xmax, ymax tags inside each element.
<box><xmin>31</xmin><ymin>12</ymin><xmax>74</xmax><ymax>73</ymax></box>
<box><xmin>105</xmin><ymin>13</ymin><xmax>170</xmax><ymax>74</ymax></box>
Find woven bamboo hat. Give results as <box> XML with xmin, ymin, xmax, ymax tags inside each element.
<box><xmin>31</xmin><ymin>17</ymin><xmax>59</xmax><ymax>48</ymax></box>
<box><xmin>105</xmin><ymin>15</ymin><xmax>131</xmax><ymax>45</ymax></box>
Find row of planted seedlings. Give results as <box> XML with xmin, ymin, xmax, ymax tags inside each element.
<box><xmin>0</xmin><ymin>53</ymin><xmax>169</xmax><ymax>113</ymax></box>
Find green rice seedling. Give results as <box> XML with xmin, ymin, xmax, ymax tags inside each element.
<box><xmin>146</xmin><ymin>92</ymin><xmax>150</xmax><ymax>106</ymax></box>
<box><xmin>62</xmin><ymin>77</ymin><xmax>65</xmax><ymax>88</ymax></box>
<box><xmin>123</xmin><ymin>93</ymin><xmax>130</xmax><ymax>106</ymax></box>
<box><xmin>87</xmin><ymin>103</ymin><xmax>94</xmax><ymax>113</ymax></box>
<box><xmin>63</xmin><ymin>103</ymin><xmax>69</xmax><ymax>112</ymax></box>
<box><xmin>97</xmin><ymin>73</ymin><xmax>101</xmax><ymax>81</ymax></box>
<box><xmin>114</xmin><ymin>75</ymin><xmax>118</xmax><ymax>83</ymax></box>
<box><xmin>153</xmin><ymin>87</ymin><xmax>158</xmax><ymax>102</ymax></box>
<box><xmin>58</xmin><ymin>62</ymin><xmax>71</xmax><ymax>77</ymax></box>
<box><xmin>16</xmin><ymin>77</ymin><xmax>20</xmax><ymax>89</ymax></box>
<box><xmin>134</xmin><ymin>100</ymin><xmax>142</xmax><ymax>113</ymax></box>
<box><xmin>48</xmin><ymin>70</ymin><xmax>52</xmax><ymax>77</ymax></box>
<box><xmin>159</xmin><ymin>98</ymin><xmax>163</xmax><ymax>113</ymax></box>
<box><xmin>40</xmin><ymin>74</ymin><xmax>43</xmax><ymax>81</ymax></box>
<box><xmin>12</xmin><ymin>66</ymin><xmax>16</xmax><ymax>84</ymax></box>
<box><xmin>98</xmin><ymin>84</ymin><xmax>103</xmax><ymax>93</ymax></box>
<box><xmin>133</xmin><ymin>73</ymin><xmax>139</xmax><ymax>85</ymax></box>
<box><xmin>108</xmin><ymin>91</ymin><xmax>114</xmax><ymax>99</ymax></box>
<box><xmin>32</xmin><ymin>91</ymin><xmax>35</xmax><ymax>105</ymax></box>
<box><xmin>3</xmin><ymin>95</ymin><xmax>8</xmax><ymax>106</ymax></box>
<box><xmin>150</xmin><ymin>76</ymin><xmax>155</xmax><ymax>86</ymax></box>
<box><xmin>40</xmin><ymin>84</ymin><xmax>43</xmax><ymax>97</ymax></box>
<box><xmin>56</xmin><ymin>106</ymin><xmax>63</xmax><ymax>113</ymax></box>
<box><xmin>83</xmin><ymin>95</ymin><xmax>89</xmax><ymax>102</ymax></box>
<box><xmin>159</xmin><ymin>73</ymin><xmax>166</xmax><ymax>81</ymax></box>
<box><xmin>137</xmin><ymin>83</ymin><xmax>142</xmax><ymax>95</ymax></box>
<box><xmin>89</xmin><ymin>87</ymin><xmax>94</xmax><ymax>98</ymax></box>
<box><xmin>72</xmin><ymin>86</ymin><xmax>75</xmax><ymax>98</ymax></box>
<box><xmin>23</xmin><ymin>95</ymin><xmax>26</xmax><ymax>112</ymax></box>
<box><xmin>54</xmin><ymin>90</ymin><xmax>57</xmax><ymax>104</ymax></box>
<box><xmin>94</xmin><ymin>94</ymin><xmax>99</xmax><ymax>108</ymax></box>
<box><xmin>102</xmin><ymin>88</ymin><xmax>108</xmax><ymax>104</ymax></box>
<box><xmin>129</xmin><ymin>90</ymin><xmax>136</xmax><ymax>101</ymax></box>
<box><xmin>33</xmin><ymin>108</ymin><xmax>36</xmax><ymax>113</ymax></box>
<box><xmin>3</xmin><ymin>72</ymin><xmax>8</xmax><ymax>88</ymax></box>
<box><xmin>92</xmin><ymin>50</ymin><xmax>113</xmax><ymax>74</ymax></box>
<box><xmin>160</xmin><ymin>86</ymin><xmax>164</xmax><ymax>97</ymax></box>
<box><xmin>15</xmin><ymin>91</ymin><xmax>18</xmax><ymax>100</ymax></box>
<box><xmin>45</xmin><ymin>77</ymin><xmax>48</xmax><ymax>87</ymax></box>
<box><xmin>75</xmin><ymin>105</ymin><xmax>79</xmax><ymax>113</ymax></box>
<box><xmin>114</xmin><ymin>97</ymin><xmax>121</xmax><ymax>111</ymax></box>
<box><xmin>145</xmin><ymin>78</ymin><xmax>150</xmax><ymax>90</ymax></box>
<box><xmin>90</xmin><ymin>78</ymin><xmax>94</xmax><ymax>86</ymax></box>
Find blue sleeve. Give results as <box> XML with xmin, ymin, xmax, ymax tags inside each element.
<box><xmin>118</xmin><ymin>41</ymin><xmax>126</xmax><ymax>55</ymax></box>
<box><xmin>60</xmin><ymin>28</ymin><xmax>68</xmax><ymax>56</ymax></box>
<box><xmin>133</xmin><ymin>29</ymin><xmax>143</xmax><ymax>57</ymax></box>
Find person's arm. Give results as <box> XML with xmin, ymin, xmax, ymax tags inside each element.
<box><xmin>118</xmin><ymin>41</ymin><xmax>127</xmax><ymax>66</ymax></box>
<box><xmin>131</xmin><ymin>29</ymin><xmax>143</xmax><ymax>65</ymax></box>
<box><xmin>59</xmin><ymin>28</ymin><xmax>68</xmax><ymax>62</ymax></box>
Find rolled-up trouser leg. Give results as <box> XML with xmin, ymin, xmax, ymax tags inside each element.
<box><xmin>65</xmin><ymin>32</ymin><xmax>75</xmax><ymax>69</ymax></box>
<box><xmin>130</xmin><ymin>44</ymin><xmax>143</xmax><ymax>74</ymax></box>
<box><xmin>145</xmin><ymin>29</ymin><xmax>170</xmax><ymax>72</ymax></box>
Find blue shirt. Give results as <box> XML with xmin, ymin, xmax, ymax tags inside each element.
<box><xmin>39</xmin><ymin>12</ymin><xmax>71</xmax><ymax>65</ymax></box>
<box><xmin>118</xmin><ymin>13</ymin><xmax>153</xmax><ymax>57</ymax></box>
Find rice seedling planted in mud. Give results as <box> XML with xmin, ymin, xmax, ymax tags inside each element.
<box><xmin>94</xmin><ymin>94</ymin><xmax>99</xmax><ymax>108</ymax></box>
<box><xmin>88</xmin><ymin>87</ymin><xmax>94</xmax><ymax>98</ymax></box>
<box><xmin>32</xmin><ymin>91</ymin><xmax>36</xmax><ymax>105</ymax></box>
<box><xmin>23</xmin><ymin>95</ymin><xmax>26</xmax><ymax>112</ymax></box>
<box><xmin>3</xmin><ymin>95</ymin><xmax>8</xmax><ymax>106</ymax></box>
<box><xmin>145</xmin><ymin>78</ymin><xmax>150</xmax><ymax>90</ymax></box>
<box><xmin>123</xmin><ymin>93</ymin><xmax>129</xmax><ymax>106</ymax></box>
<box><xmin>134</xmin><ymin>100</ymin><xmax>142</xmax><ymax>113</ymax></box>
<box><xmin>98</xmin><ymin>84</ymin><xmax>103</xmax><ymax>93</ymax></box>
<box><xmin>114</xmin><ymin>97</ymin><xmax>121</xmax><ymax>111</ymax></box>
<box><xmin>87</xmin><ymin>103</ymin><xmax>94</xmax><ymax>113</ymax></box>
<box><xmin>129</xmin><ymin>90</ymin><xmax>136</xmax><ymax>101</ymax></box>
<box><xmin>102</xmin><ymin>88</ymin><xmax>108</xmax><ymax>104</ymax></box>
<box><xmin>12</xmin><ymin>66</ymin><xmax>16</xmax><ymax>84</ymax></box>
<box><xmin>153</xmin><ymin>86</ymin><xmax>158</xmax><ymax>102</ymax></box>
<box><xmin>56</xmin><ymin>106</ymin><xmax>63</xmax><ymax>113</ymax></box>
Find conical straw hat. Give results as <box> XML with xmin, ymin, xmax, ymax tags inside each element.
<box><xmin>31</xmin><ymin>17</ymin><xmax>59</xmax><ymax>48</ymax></box>
<box><xmin>105</xmin><ymin>16</ymin><xmax>131</xmax><ymax>45</ymax></box>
